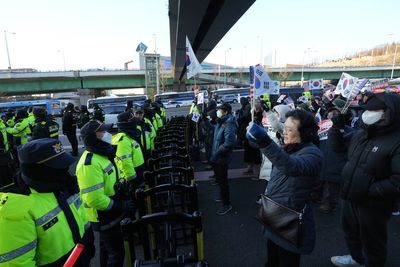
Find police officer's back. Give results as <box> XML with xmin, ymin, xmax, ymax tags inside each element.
<box><xmin>92</xmin><ymin>104</ymin><xmax>105</xmax><ymax>122</ymax></box>
<box><xmin>32</xmin><ymin>107</ymin><xmax>60</xmax><ymax>140</ymax></box>
<box><xmin>62</xmin><ymin>103</ymin><xmax>79</xmax><ymax>157</ymax></box>
<box><xmin>113</xmin><ymin>112</ymin><xmax>145</xmax><ymax>188</ymax></box>
<box><xmin>77</xmin><ymin>105</ymin><xmax>91</xmax><ymax>129</ymax></box>
<box><xmin>6</xmin><ymin>109</ymin><xmax>31</xmax><ymax>146</ymax></box>
<box><xmin>0</xmin><ymin>139</ymin><xmax>94</xmax><ymax>266</ymax></box>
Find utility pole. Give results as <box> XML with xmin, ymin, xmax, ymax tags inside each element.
<box><xmin>153</xmin><ymin>33</ymin><xmax>160</xmax><ymax>95</ymax></box>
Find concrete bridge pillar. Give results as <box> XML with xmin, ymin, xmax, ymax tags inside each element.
<box><xmin>172</xmin><ymin>81</ymin><xmax>187</xmax><ymax>92</ymax></box>
<box><xmin>77</xmin><ymin>89</ymin><xmax>103</xmax><ymax>106</ymax></box>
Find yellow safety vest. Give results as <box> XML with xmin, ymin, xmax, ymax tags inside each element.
<box><xmin>0</xmin><ymin>190</ymin><xmax>89</xmax><ymax>266</ymax></box>
<box><xmin>0</xmin><ymin>121</ymin><xmax>9</xmax><ymax>152</ymax></box>
<box><xmin>76</xmin><ymin>151</ymin><xmax>119</xmax><ymax>223</ymax></box>
<box><xmin>7</xmin><ymin>118</ymin><xmax>31</xmax><ymax>145</ymax></box>
<box><xmin>112</xmin><ymin>133</ymin><xmax>144</xmax><ymax>182</ymax></box>
<box><xmin>144</xmin><ymin>118</ymin><xmax>156</xmax><ymax>150</ymax></box>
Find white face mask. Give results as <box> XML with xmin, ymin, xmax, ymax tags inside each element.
<box><xmin>216</xmin><ymin>110</ymin><xmax>224</xmax><ymax>118</ymax></box>
<box><xmin>100</xmin><ymin>132</ymin><xmax>113</xmax><ymax>144</ymax></box>
<box><xmin>362</xmin><ymin>110</ymin><xmax>384</xmax><ymax>125</ymax></box>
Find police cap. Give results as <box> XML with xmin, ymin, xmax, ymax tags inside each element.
<box><xmin>18</xmin><ymin>138</ymin><xmax>75</xmax><ymax>169</ymax></box>
<box><xmin>81</xmin><ymin>120</ymin><xmax>113</xmax><ymax>137</ymax></box>
<box><xmin>117</xmin><ymin>111</ymin><xmax>134</xmax><ymax>122</ymax></box>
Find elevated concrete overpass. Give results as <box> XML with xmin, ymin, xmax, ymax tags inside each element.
<box><xmin>0</xmin><ymin>66</ymin><xmax>399</xmax><ymax>96</ymax></box>
<box><xmin>169</xmin><ymin>0</ymin><xmax>256</xmax><ymax>88</ymax></box>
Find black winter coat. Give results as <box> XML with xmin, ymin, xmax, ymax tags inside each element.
<box><xmin>328</xmin><ymin>93</ymin><xmax>400</xmax><ymax>203</ymax></box>
<box><xmin>261</xmin><ymin>141</ymin><xmax>323</xmax><ymax>254</ymax></box>
<box><xmin>319</xmin><ymin>126</ymin><xmax>353</xmax><ymax>183</ymax></box>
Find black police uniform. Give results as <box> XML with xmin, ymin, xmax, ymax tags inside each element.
<box><xmin>62</xmin><ymin>105</ymin><xmax>79</xmax><ymax>156</ymax></box>
<box><xmin>32</xmin><ymin>119</ymin><xmax>60</xmax><ymax>140</ymax></box>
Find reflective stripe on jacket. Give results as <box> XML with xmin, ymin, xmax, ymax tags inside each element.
<box><xmin>76</xmin><ymin>151</ymin><xmax>119</xmax><ymax>223</ymax></box>
<box><xmin>7</xmin><ymin>118</ymin><xmax>31</xmax><ymax>144</ymax></box>
<box><xmin>112</xmin><ymin>133</ymin><xmax>144</xmax><ymax>182</ymax></box>
<box><xmin>0</xmin><ymin>190</ymin><xmax>89</xmax><ymax>266</ymax></box>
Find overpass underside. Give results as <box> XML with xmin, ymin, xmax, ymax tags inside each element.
<box><xmin>169</xmin><ymin>0</ymin><xmax>256</xmax><ymax>90</ymax></box>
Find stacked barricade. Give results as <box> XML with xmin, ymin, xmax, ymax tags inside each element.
<box><xmin>121</xmin><ymin>116</ymin><xmax>208</xmax><ymax>267</ymax></box>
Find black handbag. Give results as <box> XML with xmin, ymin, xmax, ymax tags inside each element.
<box><xmin>256</xmin><ymin>195</ymin><xmax>305</xmax><ymax>246</ymax></box>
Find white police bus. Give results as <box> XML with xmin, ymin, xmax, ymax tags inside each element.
<box><xmin>211</xmin><ymin>88</ymin><xmax>250</xmax><ymax>103</ymax></box>
<box><xmin>154</xmin><ymin>91</ymin><xmax>208</xmax><ymax>108</ymax></box>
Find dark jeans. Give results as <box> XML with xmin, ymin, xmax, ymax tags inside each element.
<box><xmin>266</xmin><ymin>239</ymin><xmax>300</xmax><ymax>267</ymax></box>
<box><xmin>65</xmin><ymin>131</ymin><xmax>78</xmax><ymax>156</ymax></box>
<box><xmin>342</xmin><ymin>200</ymin><xmax>392</xmax><ymax>267</ymax></box>
<box><xmin>214</xmin><ymin>160</ymin><xmax>230</xmax><ymax>205</ymax></box>
<box><xmin>99</xmin><ymin>224</ymin><xmax>125</xmax><ymax>267</ymax></box>
<box><xmin>321</xmin><ymin>181</ymin><xmax>341</xmax><ymax>207</ymax></box>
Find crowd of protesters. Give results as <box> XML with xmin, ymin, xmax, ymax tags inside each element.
<box><xmin>0</xmin><ymin>87</ymin><xmax>399</xmax><ymax>266</ymax></box>
<box><xmin>190</xmin><ymin>88</ymin><xmax>400</xmax><ymax>267</ymax></box>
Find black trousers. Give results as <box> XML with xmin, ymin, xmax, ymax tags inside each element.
<box><xmin>321</xmin><ymin>181</ymin><xmax>341</xmax><ymax>207</ymax></box>
<box><xmin>214</xmin><ymin>161</ymin><xmax>230</xmax><ymax>205</ymax></box>
<box><xmin>99</xmin><ymin>224</ymin><xmax>125</xmax><ymax>267</ymax></box>
<box><xmin>266</xmin><ymin>240</ymin><xmax>300</xmax><ymax>267</ymax></box>
<box><xmin>342</xmin><ymin>199</ymin><xmax>392</xmax><ymax>267</ymax></box>
<box><xmin>65</xmin><ymin>131</ymin><xmax>78</xmax><ymax>156</ymax></box>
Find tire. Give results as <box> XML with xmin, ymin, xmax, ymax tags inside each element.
<box><xmin>176</xmin><ymin>105</ymin><xmax>180</xmax><ymax>108</ymax></box>
<box><xmin>232</xmin><ymin>99</ymin><xmax>238</xmax><ymax>103</ymax></box>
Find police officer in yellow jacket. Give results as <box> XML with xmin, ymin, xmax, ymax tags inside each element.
<box><xmin>143</xmin><ymin>101</ymin><xmax>159</xmax><ymax>132</ymax></box>
<box><xmin>76</xmin><ymin>120</ymin><xmax>135</xmax><ymax>267</ymax></box>
<box><xmin>155</xmin><ymin>99</ymin><xmax>167</xmax><ymax>123</ymax></box>
<box><xmin>0</xmin><ymin>138</ymin><xmax>95</xmax><ymax>266</ymax></box>
<box><xmin>7</xmin><ymin>109</ymin><xmax>31</xmax><ymax>146</ymax></box>
<box><xmin>0</xmin><ymin>119</ymin><xmax>12</xmax><ymax>188</ymax></box>
<box><xmin>133</xmin><ymin>106</ymin><xmax>153</xmax><ymax>161</ymax></box>
<box><xmin>151</xmin><ymin>102</ymin><xmax>164</xmax><ymax>129</ymax></box>
<box><xmin>112</xmin><ymin>112</ymin><xmax>145</xmax><ymax>188</ymax></box>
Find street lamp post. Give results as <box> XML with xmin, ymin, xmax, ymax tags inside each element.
<box><xmin>57</xmin><ymin>50</ymin><xmax>66</xmax><ymax>71</ymax></box>
<box><xmin>153</xmin><ymin>33</ymin><xmax>160</xmax><ymax>95</ymax></box>
<box><xmin>224</xmin><ymin>48</ymin><xmax>231</xmax><ymax>85</ymax></box>
<box><xmin>301</xmin><ymin>48</ymin><xmax>317</xmax><ymax>87</ymax></box>
<box><xmin>391</xmin><ymin>44</ymin><xmax>398</xmax><ymax>79</ymax></box>
<box><xmin>4</xmin><ymin>30</ymin><xmax>16</xmax><ymax>71</ymax></box>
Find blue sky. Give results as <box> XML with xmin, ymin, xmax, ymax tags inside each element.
<box><xmin>0</xmin><ymin>0</ymin><xmax>398</xmax><ymax>71</ymax></box>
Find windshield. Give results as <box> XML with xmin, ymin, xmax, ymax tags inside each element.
<box><xmin>102</xmin><ymin>105</ymin><xmax>126</xmax><ymax>114</ymax></box>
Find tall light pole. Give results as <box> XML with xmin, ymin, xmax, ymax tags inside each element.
<box><xmin>153</xmin><ymin>33</ymin><xmax>160</xmax><ymax>95</ymax></box>
<box><xmin>301</xmin><ymin>48</ymin><xmax>317</xmax><ymax>87</ymax></box>
<box><xmin>57</xmin><ymin>50</ymin><xmax>66</xmax><ymax>71</ymax></box>
<box><xmin>386</xmin><ymin>33</ymin><xmax>393</xmax><ymax>55</ymax></box>
<box><xmin>4</xmin><ymin>30</ymin><xmax>16</xmax><ymax>71</ymax></box>
<box><xmin>224</xmin><ymin>48</ymin><xmax>231</xmax><ymax>85</ymax></box>
<box><xmin>391</xmin><ymin>44</ymin><xmax>398</xmax><ymax>79</ymax></box>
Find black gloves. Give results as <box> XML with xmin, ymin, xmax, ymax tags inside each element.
<box><xmin>260</xmin><ymin>100</ymin><xmax>270</xmax><ymax>112</ymax></box>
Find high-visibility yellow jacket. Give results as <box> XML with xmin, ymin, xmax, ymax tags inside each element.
<box><xmin>154</xmin><ymin>113</ymin><xmax>163</xmax><ymax>129</ymax></box>
<box><xmin>144</xmin><ymin>118</ymin><xmax>156</xmax><ymax>150</ymax></box>
<box><xmin>7</xmin><ymin>118</ymin><xmax>32</xmax><ymax>145</ymax></box>
<box><xmin>76</xmin><ymin>151</ymin><xmax>120</xmax><ymax>224</ymax></box>
<box><xmin>112</xmin><ymin>133</ymin><xmax>144</xmax><ymax>182</ymax></box>
<box><xmin>0</xmin><ymin>190</ymin><xmax>89</xmax><ymax>266</ymax></box>
<box><xmin>0</xmin><ymin>121</ymin><xmax>9</xmax><ymax>152</ymax></box>
<box><xmin>160</xmin><ymin>107</ymin><xmax>166</xmax><ymax>120</ymax></box>
<box><xmin>136</xmin><ymin>123</ymin><xmax>152</xmax><ymax>153</ymax></box>
<box><xmin>189</xmin><ymin>103</ymin><xmax>200</xmax><ymax>115</ymax></box>
<box><xmin>6</xmin><ymin>117</ymin><xmax>15</xmax><ymax>128</ymax></box>
<box><xmin>27</xmin><ymin>113</ymin><xmax>36</xmax><ymax>128</ymax></box>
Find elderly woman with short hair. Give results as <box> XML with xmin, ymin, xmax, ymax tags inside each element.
<box><xmin>247</xmin><ymin>109</ymin><xmax>323</xmax><ymax>267</ymax></box>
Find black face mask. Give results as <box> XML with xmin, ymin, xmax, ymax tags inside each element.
<box><xmin>20</xmin><ymin>163</ymin><xmax>78</xmax><ymax>193</ymax></box>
